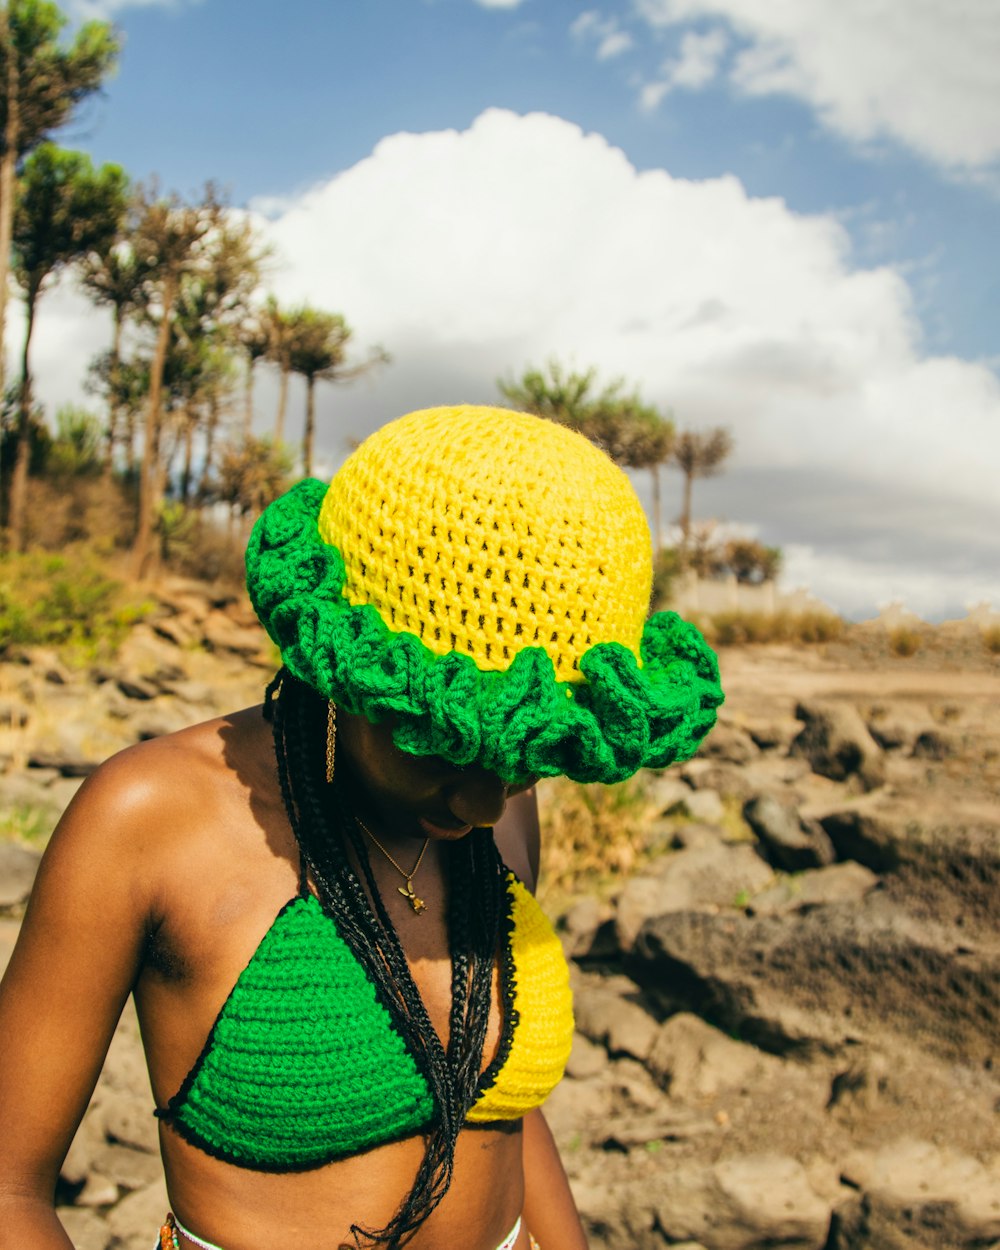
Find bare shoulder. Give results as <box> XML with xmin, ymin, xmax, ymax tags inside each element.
<box><xmin>41</xmin><ymin>705</ymin><xmax>274</xmax><ymax>907</ymax></box>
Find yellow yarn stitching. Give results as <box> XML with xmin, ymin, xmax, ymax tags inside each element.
<box><xmin>317</xmin><ymin>405</ymin><xmax>651</xmax><ymax>679</ymax></box>
<box><xmin>468</xmin><ymin>875</ymin><xmax>574</xmax><ymax>1122</ymax></box>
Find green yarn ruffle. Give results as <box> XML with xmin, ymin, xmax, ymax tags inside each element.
<box><xmin>245</xmin><ymin>479</ymin><xmax>724</xmax><ymax>785</ymax></box>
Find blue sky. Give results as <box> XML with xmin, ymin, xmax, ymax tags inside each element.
<box><xmin>29</xmin><ymin>0</ymin><xmax>1000</xmax><ymax>618</ymax></box>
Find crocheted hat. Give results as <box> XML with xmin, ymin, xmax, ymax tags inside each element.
<box><xmin>246</xmin><ymin>405</ymin><xmax>723</xmax><ymax>785</ymax></box>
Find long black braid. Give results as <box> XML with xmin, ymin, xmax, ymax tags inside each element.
<box><xmin>264</xmin><ymin>669</ymin><xmax>508</xmax><ymax>1248</ymax></box>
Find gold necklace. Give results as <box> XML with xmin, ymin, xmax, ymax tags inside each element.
<box><xmin>356</xmin><ymin>816</ymin><xmax>430</xmax><ymax>915</ymax></box>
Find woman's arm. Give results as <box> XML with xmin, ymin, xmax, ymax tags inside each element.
<box><xmin>492</xmin><ymin>785</ymin><xmax>540</xmax><ymax>889</ymax></box>
<box><xmin>0</xmin><ymin>751</ymin><xmax>162</xmax><ymax>1248</ymax></box>
<box><xmin>521</xmin><ymin>1108</ymin><xmax>589</xmax><ymax>1250</ymax></box>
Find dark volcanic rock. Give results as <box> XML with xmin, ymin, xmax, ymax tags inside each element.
<box><xmin>743</xmin><ymin>794</ymin><xmax>835</xmax><ymax>871</ymax></box>
<box><xmin>27</xmin><ymin>749</ymin><xmax>99</xmax><ymax>778</ymax></box>
<box><xmin>683</xmin><ymin>762</ymin><xmax>756</xmax><ymax>802</ymax></box>
<box><xmin>115</xmin><ymin>674</ymin><xmax>159</xmax><ymax>701</ymax></box>
<box><xmin>912</xmin><ymin>728</ymin><xmax>962</xmax><ymax>760</ymax></box>
<box><xmin>820</xmin><ymin>807</ymin><xmax>1000</xmax><ymax>930</ymax></box>
<box><xmin>819</xmin><ymin>809</ymin><xmax>902</xmax><ymax>872</ymax></box>
<box><xmin>628</xmin><ymin>898</ymin><xmax>1000</xmax><ymax>1063</ymax></box>
<box><xmin>655</xmin><ymin>1155</ymin><xmax>831</xmax><ymax>1250</ymax></box>
<box><xmin>791</xmin><ymin>700</ymin><xmax>885</xmax><ymax>790</ymax></box>
<box><xmin>832</xmin><ymin>1140</ymin><xmax>1000</xmax><ymax>1250</ymax></box>
<box><xmin>615</xmin><ymin>844</ymin><xmax>774</xmax><ymax>951</ymax></box>
<box><xmin>698</xmin><ymin>722</ymin><xmax>760</xmax><ymax>766</ymax></box>
<box><xmin>748</xmin><ymin>862</ymin><xmax>879</xmax><ymax>917</ymax></box>
<box><xmin>574</xmin><ymin>983</ymin><xmax>660</xmax><ymax>1061</ymax></box>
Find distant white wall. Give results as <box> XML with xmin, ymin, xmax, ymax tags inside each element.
<box><xmin>667</xmin><ymin>572</ymin><xmax>836</xmax><ymax>618</ymax></box>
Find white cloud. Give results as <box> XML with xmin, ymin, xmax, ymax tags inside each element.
<box><xmin>597</xmin><ymin>30</ymin><xmax>633</xmax><ymax>59</ymax></box>
<box><xmin>634</xmin><ymin>0</ymin><xmax>1000</xmax><ymax>171</ymax></box>
<box><xmin>781</xmin><ymin>545</ymin><xmax>999</xmax><ymax>622</ymax></box>
<box><xmin>66</xmin><ymin>0</ymin><xmax>201</xmax><ymax>18</ymax></box>
<box><xmin>639</xmin><ymin>80</ymin><xmax>672</xmax><ymax>113</ymax></box>
<box><xmin>668</xmin><ymin>27</ymin><xmax>728</xmax><ymax>88</ymax></box>
<box><xmin>22</xmin><ymin>109</ymin><xmax>1000</xmax><ymax>617</ymax></box>
<box><xmin>641</xmin><ymin>27</ymin><xmax>728</xmax><ymax>107</ymax></box>
<box><xmin>471</xmin><ymin>0</ymin><xmax>526</xmax><ymax>8</ymax></box>
<box><xmin>571</xmin><ymin>10</ymin><xmax>634</xmax><ymax>61</ymax></box>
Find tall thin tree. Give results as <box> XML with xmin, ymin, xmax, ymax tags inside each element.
<box><xmin>0</xmin><ymin>1</ymin><xmax>118</xmax><ymax>392</ymax></box>
<box><xmin>671</xmin><ymin>426</ymin><xmax>734</xmax><ymax>546</ymax></box>
<box><xmin>238</xmin><ymin>313</ymin><xmax>269</xmax><ymax>439</ymax></box>
<box><xmin>287</xmin><ymin>307</ymin><xmax>387</xmax><ymax>476</ymax></box>
<box><xmin>256</xmin><ymin>296</ymin><xmax>297</xmax><ymax>443</ymax></box>
<box><xmin>7</xmin><ymin>142</ymin><xmax>126</xmax><ymax>549</ymax></box>
<box><xmin>128</xmin><ymin>183</ymin><xmax>225</xmax><ymax>577</ymax></box>
<box><xmin>80</xmin><ymin>233</ymin><xmax>149</xmax><ymax>472</ymax></box>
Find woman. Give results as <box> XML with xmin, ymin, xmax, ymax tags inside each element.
<box><xmin>0</xmin><ymin>405</ymin><xmax>723</xmax><ymax>1250</ymax></box>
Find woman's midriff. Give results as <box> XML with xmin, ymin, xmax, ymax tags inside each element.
<box><xmin>160</xmin><ymin>1117</ymin><xmax>527</xmax><ymax>1250</ymax></box>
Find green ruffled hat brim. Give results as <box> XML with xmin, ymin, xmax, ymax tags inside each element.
<box><xmin>246</xmin><ymin>479</ymin><xmax>724</xmax><ymax>786</ymax></box>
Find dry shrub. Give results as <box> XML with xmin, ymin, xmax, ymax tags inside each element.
<box><xmin>163</xmin><ymin>510</ymin><xmax>248</xmax><ymax>588</ymax></box>
<box><xmin>982</xmin><ymin>626</ymin><xmax>1000</xmax><ymax>656</ymax></box>
<box><xmin>889</xmin><ymin>626</ymin><xmax>923</xmax><ymax>657</ymax></box>
<box><xmin>18</xmin><ymin>474</ymin><xmax>135</xmax><ymax>549</ymax></box>
<box><xmin>700</xmin><ymin>609</ymin><xmax>845</xmax><ymax>647</ymax></box>
<box><xmin>536</xmin><ymin>774</ymin><xmax>650</xmax><ymax>905</ymax></box>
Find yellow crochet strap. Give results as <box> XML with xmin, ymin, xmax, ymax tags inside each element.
<box><xmin>318</xmin><ymin>405</ymin><xmax>651</xmax><ymax>679</ymax></box>
<box><xmin>468</xmin><ymin>875</ymin><xmax>574</xmax><ymax>1122</ymax></box>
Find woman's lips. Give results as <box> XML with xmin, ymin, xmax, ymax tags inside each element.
<box><xmin>418</xmin><ymin>816</ymin><xmax>474</xmax><ymax>837</ymax></box>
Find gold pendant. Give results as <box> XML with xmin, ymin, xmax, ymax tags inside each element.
<box><xmin>398</xmin><ymin>880</ymin><xmax>426</xmax><ymax>914</ymax></box>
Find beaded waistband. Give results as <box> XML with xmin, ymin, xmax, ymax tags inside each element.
<box><xmin>158</xmin><ymin>1212</ymin><xmax>537</xmax><ymax>1250</ymax></box>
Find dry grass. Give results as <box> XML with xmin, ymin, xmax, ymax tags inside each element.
<box><xmin>536</xmin><ymin>774</ymin><xmax>651</xmax><ymax>907</ymax></box>
<box><xmin>697</xmin><ymin>609</ymin><xmax>845</xmax><ymax>647</ymax></box>
<box><xmin>982</xmin><ymin>626</ymin><xmax>1000</xmax><ymax>656</ymax></box>
<box><xmin>889</xmin><ymin>626</ymin><xmax>923</xmax><ymax>657</ymax></box>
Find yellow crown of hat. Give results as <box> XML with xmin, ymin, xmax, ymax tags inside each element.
<box><xmin>317</xmin><ymin>405</ymin><xmax>652</xmax><ymax>679</ymax></box>
<box><xmin>246</xmin><ymin>404</ymin><xmax>723</xmax><ymax>784</ymax></box>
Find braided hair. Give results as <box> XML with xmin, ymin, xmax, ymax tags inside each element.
<box><xmin>264</xmin><ymin>669</ymin><xmax>508</xmax><ymax>1248</ymax></box>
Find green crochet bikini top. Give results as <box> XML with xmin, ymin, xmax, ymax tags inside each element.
<box><xmin>155</xmin><ymin>872</ymin><xmax>574</xmax><ymax>1171</ymax></box>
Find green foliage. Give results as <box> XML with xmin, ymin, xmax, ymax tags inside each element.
<box><xmin>0</xmin><ymin>386</ymin><xmax>48</xmax><ymax>475</ymax></box>
<box><xmin>498</xmin><ymin>358</ymin><xmax>673</xmax><ymax>470</ymax></box>
<box><xmin>287</xmin><ymin>306</ymin><xmax>352</xmax><ymax>380</ymax></box>
<box><xmin>661</xmin><ymin>526</ymin><xmax>782</xmax><ymax>586</ymax></box>
<box><xmin>0</xmin><ymin>801</ymin><xmax>55</xmax><ymax>846</ymax></box>
<box><xmin>0</xmin><ymin>1</ymin><xmax>120</xmax><ymax>158</ymax></box>
<box><xmin>14</xmin><ymin>142</ymin><xmax>128</xmax><ymax>293</ymax></box>
<box><xmin>498</xmin><ymin>359</ymin><xmax>608</xmax><ymax>425</ymax></box>
<box><xmin>47</xmin><ymin>404</ymin><xmax>104</xmax><ymax>475</ymax></box>
<box><xmin>0</xmin><ymin>547</ymin><xmax>150</xmax><ymax>654</ymax></box>
<box><xmin>724</xmin><ymin>537</ymin><xmax>782</xmax><ymax>584</ymax></box>
<box><xmin>156</xmin><ymin>499</ymin><xmax>197</xmax><ymax>564</ymax></box>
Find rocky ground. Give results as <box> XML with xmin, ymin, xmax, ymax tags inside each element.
<box><xmin>1</xmin><ymin>586</ymin><xmax>999</xmax><ymax>1250</ymax></box>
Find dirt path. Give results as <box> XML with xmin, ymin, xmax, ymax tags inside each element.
<box><xmin>719</xmin><ymin>644</ymin><xmax>1000</xmax><ymax>707</ymax></box>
